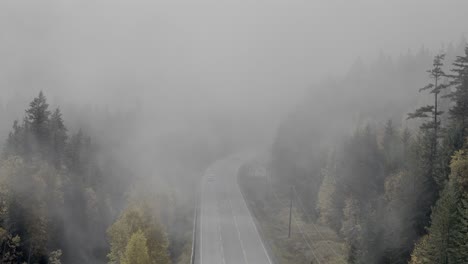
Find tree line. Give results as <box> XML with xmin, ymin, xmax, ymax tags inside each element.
<box><xmin>0</xmin><ymin>92</ymin><xmax>172</xmax><ymax>264</ymax></box>
<box><xmin>271</xmin><ymin>42</ymin><xmax>468</xmax><ymax>263</ymax></box>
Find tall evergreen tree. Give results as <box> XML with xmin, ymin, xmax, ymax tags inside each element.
<box><xmin>408</xmin><ymin>133</ymin><xmax>439</xmax><ymax>235</ymax></box>
<box><xmin>408</xmin><ymin>53</ymin><xmax>447</xmax><ymax>186</ymax></box>
<box><xmin>447</xmin><ymin>148</ymin><xmax>468</xmax><ymax>263</ymax></box>
<box><xmin>409</xmin><ymin>148</ymin><xmax>468</xmax><ymax>263</ymax></box>
<box><xmin>409</xmin><ymin>181</ymin><xmax>458</xmax><ymax>264</ymax></box>
<box><xmin>25</xmin><ymin>91</ymin><xmax>51</xmax><ymax>155</ymax></box>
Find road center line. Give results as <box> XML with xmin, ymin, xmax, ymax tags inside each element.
<box><xmin>227</xmin><ymin>192</ymin><xmax>249</xmax><ymax>264</ymax></box>
<box><xmin>236</xmin><ymin>176</ymin><xmax>273</xmax><ymax>264</ymax></box>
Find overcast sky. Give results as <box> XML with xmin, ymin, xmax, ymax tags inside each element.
<box><xmin>1</xmin><ymin>0</ymin><xmax>467</xmax><ymax>118</ymax></box>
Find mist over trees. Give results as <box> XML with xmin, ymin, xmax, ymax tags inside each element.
<box><xmin>0</xmin><ymin>92</ymin><xmax>134</xmax><ymax>263</ymax></box>
<box><xmin>270</xmin><ymin>41</ymin><xmax>468</xmax><ymax>263</ymax></box>
<box><xmin>0</xmin><ymin>92</ymin><xmax>254</xmax><ymax>264</ymax></box>
<box><xmin>0</xmin><ymin>1</ymin><xmax>468</xmax><ymax>263</ymax></box>
<box><xmin>0</xmin><ymin>92</ymin><xmax>272</xmax><ymax>264</ymax></box>
<box><xmin>1</xmin><ymin>41</ymin><xmax>467</xmax><ymax>264</ymax></box>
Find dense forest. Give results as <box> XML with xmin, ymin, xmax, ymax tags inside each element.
<box><xmin>0</xmin><ymin>92</ymin><xmax>175</xmax><ymax>264</ymax></box>
<box><xmin>1</xmin><ymin>23</ymin><xmax>467</xmax><ymax>264</ymax></box>
<box><xmin>0</xmin><ymin>92</ymin><xmax>264</xmax><ymax>264</ymax></box>
<box><xmin>271</xmin><ymin>41</ymin><xmax>468</xmax><ymax>263</ymax></box>
<box><xmin>2</xmin><ymin>1</ymin><xmax>468</xmax><ymax>264</ymax></box>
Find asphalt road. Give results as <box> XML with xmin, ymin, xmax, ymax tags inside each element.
<box><xmin>197</xmin><ymin>157</ymin><xmax>272</xmax><ymax>264</ymax></box>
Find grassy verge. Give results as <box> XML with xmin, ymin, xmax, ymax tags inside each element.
<box><xmin>238</xmin><ymin>160</ymin><xmax>347</xmax><ymax>264</ymax></box>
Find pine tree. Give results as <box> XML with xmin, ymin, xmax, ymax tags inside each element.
<box><xmin>409</xmin><ymin>148</ymin><xmax>468</xmax><ymax>263</ymax></box>
<box><xmin>25</xmin><ymin>91</ymin><xmax>51</xmax><ymax>155</ymax></box>
<box><xmin>408</xmin><ymin>53</ymin><xmax>447</xmax><ymax>187</ymax></box>
<box><xmin>408</xmin><ymin>53</ymin><xmax>447</xmax><ymax>132</ymax></box>
<box><xmin>409</xmin><ymin>182</ymin><xmax>458</xmax><ymax>264</ymax></box>
<box><xmin>1</xmin><ymin>92</ymin><xmax>122</xmax><ymax>263</ymax></box>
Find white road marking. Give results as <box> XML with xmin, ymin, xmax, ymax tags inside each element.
<box><xmin>236</xmin><ymin>176</ymin><xmax>272</xmax><ymax>264</ymax></box>
<box><xmin>228</xmin><ymin>196</ymin><xmax>249</xmax><ymax>264</ymax></box>
<box><xmin>199</xmin><ymin>159</ymin><xmax>272</xmax><ymax>264</ymax></box>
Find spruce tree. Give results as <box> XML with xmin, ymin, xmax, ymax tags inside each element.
<box><xmin>408</xmin><ymin>53</ymin><xmax>447</xmax><ymax>187</ymax></box>
<box><xmin>410</xmin><ymin>148</ymin><xmax>468</xmax><ymax>263</ymax></box>
<box><xmin>25</xmin><ymin>91</ymin><xmax>51</xmax><ymax>156</ymax></box>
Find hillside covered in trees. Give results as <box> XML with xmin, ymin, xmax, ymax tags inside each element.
<box><xmin>270</xmin><ymin>42</ymin><xmax>468</xmax><ymax>263</ymax></box>
<box><xmin>0</xmin><ymin>92</ymin><xmax>175</xmax><ymax>264</ymax></box>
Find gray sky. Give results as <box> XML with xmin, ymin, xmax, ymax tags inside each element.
<box><xmin>1</xmin><ymin>0</ymin><xmax>467</xmax><ymax>118</ymax></box>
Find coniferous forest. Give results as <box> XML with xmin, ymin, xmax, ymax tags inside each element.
<box><xmin>1</xmin><ymin>2</ymin><xmax>468</xmax><ymax>264</ymax></box>
<box><xmin>0</xmin><ymin>92</ymin><xmax>173</xmax><ymax>263</ymax></box>
<box><xmin>2</xmin><ymin>45</ymin><xmax>468</xmax><ymax>264</ymax></box>
<box><xmin>270</xmin><ymin>42</ymin><xmax>468</xmax><ymax>263</ymax></box>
